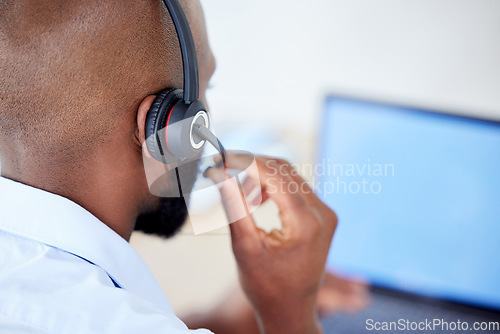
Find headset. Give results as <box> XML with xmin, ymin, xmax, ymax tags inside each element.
<box><xmin>145</xmin><ymin>0</ymin><xmax>224</xmax><ymax>165</ymax></box>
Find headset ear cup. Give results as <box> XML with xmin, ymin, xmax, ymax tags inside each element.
<box><xmin>145</xmin><ymin>90</ymin><xmax>171</xmax><ymax>162</ymax></box>
<box><xmin>145</xmin><ymin>89</ymin><xmax>183</xmax><ymax>162</ymax></box>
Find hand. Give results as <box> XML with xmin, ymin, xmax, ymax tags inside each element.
<box><xmin>317</xmin><ymin>273</ymin><xmax>371</xmax><ymax>317</ymax></box>
<box><xmin>207</xmin><ymin>153</ymin><xmax>338</xmax><ymax>334</ymax></box>
<box><xmin>183</xmin><ymin>272</ymin><xmax>370</xmax><ymax>334</ymax></box>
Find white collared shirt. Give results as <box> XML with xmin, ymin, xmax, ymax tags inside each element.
<box><xmin>0</xmin><ymin>177</ymin><xmax>211</xmax><ymax>334</ymax></box>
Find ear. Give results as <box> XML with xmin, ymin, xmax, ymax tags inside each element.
<box><xmin>136</xmin><ymin>95</ymin><xmax>157</xmax><ymax>146</ymax></box>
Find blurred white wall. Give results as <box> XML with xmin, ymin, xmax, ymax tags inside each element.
<box><xmin>202</xmin><ymin>0</ymin><xmax>500</xmax><ymax>135</ymax></box>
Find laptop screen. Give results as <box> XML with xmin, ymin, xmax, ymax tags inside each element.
<box><xmin>318</xmin><ymin>95</ymin><xmax>500</xmax><ymax>310</ymax></box>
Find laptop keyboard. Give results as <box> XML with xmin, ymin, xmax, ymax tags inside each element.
<box><xmin>321</xmin><ymin>288</ymin><xmax>500</xmax><ymax>334</ymax></box>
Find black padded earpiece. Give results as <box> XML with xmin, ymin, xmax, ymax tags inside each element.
<box><xmin>145</xmin><ymin>88</ymin><xmax>210</xmax><ymax>163</ymax></box>
<box><xmin>145</xmin><ymin>89</ymin><xmax>183</xmax><ymax>162</ymax></box>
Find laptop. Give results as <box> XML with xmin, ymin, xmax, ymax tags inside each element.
<box><xmin>316</xmin><ymin>94</ymin><xmax>500</xmax><ymax>333</ymax></box>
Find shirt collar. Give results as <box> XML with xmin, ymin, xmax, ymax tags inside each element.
<box><xmin>0</xmin><ymin>176</ymin><xmax>173</xmax><ymax>314</ymax></box>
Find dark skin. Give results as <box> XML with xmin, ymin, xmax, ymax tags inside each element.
<box><xmin>1</xmin><ymin>0</ymin><xmax>215</xmax><ymax>241</ymax></box>
<box><xmin>185</xmin><ymin>274</ymin><xmax>371</xmax><ymax>334</ymax></box>
<box><xmin>0</xmin><ymin>1</ymin><xmax>369</xmax><ymax>333</ymax></box>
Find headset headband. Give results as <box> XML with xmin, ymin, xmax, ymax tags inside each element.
<box><xmin>161</xmin><ymin>0</ymin><xmax>199</xmax><ymax>104</ymax></box>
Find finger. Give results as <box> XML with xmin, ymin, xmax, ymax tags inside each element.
<box><xmin>218</xmin><ymin>152</ymin><xmax>331</xmax><ymax>237</ymax></box>
<box><xmin>240</xmin><ymin>174</ymin><xmax>258</xmax><ymax>198</ymax></box>
<box><xmin>207</xmin><ymin>163</ymin><xmax>266</xmax><ymax>209</ymax></box>
<box><xmin>205</xmin><ymin>167</ymin><xmax>260</xmax><ymax>244</ymax></box>
<box><xmin>272</xmin><ymin>160</ymin><xmax>319</xmax><ymax>205</ymax></box>
<box><xmin>222</xmin><ymin>152</ymin><xmax>309</xmax><ymax>211</ymax></box>
<box><xmin>225</xmin><ymin>153</ymin><xmax>318</xmax><ymax>234</ymax></box>
<box><xmin>212</xmin><ymin>151</ymin><xmax>265</xmax><ymax>199</ymax></box>
<box><xmin>221</xmin><ymin>152</ymin><xmax>310</xmax><ymax>204</ymax></box>
<box><xmin>239</xmin><ymin>175</ymin><xmax>270</xmax><ymax>207</ymax></box>
<box><xmin>270</xmin><ymin>160</ymin><xmax>338</xmax><ymax>234</ymax></box>
<box><xmin>214</xmin><ymin>151</ymin><xmax>256</xmax><ymax>175</ymax></box>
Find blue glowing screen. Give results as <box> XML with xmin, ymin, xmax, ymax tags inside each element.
<box><xmin>318</xmin><ymin>96</ymin><xmax>500</xmax><ymax>310</ymax></box>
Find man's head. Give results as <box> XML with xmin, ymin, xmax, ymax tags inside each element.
<box><xmin>0</xmin><ymin>0</ymin><xmax>215</xmax><ymax>239</ymax></box>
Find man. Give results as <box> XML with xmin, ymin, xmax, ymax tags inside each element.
<box><xmin>0</xmin><ymin>1</ymin><xmax>367</xmax><ymax>333</ymax></box>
